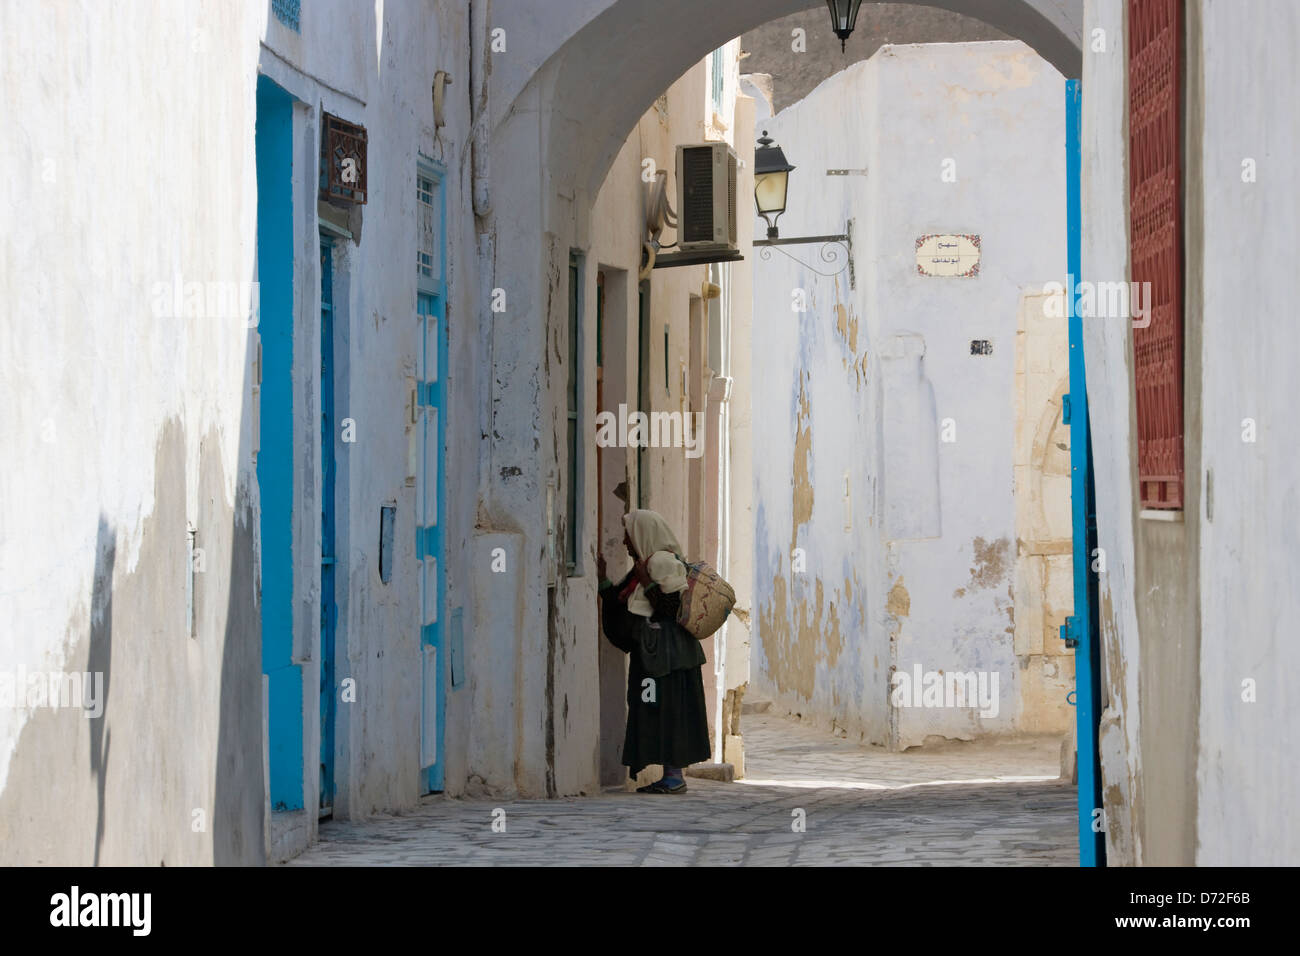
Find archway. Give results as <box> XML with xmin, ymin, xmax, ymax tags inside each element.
<box><xmin>478</xmin><ymin>0</ymin><xmax>1096</xmax><ymax>863</ymax></box>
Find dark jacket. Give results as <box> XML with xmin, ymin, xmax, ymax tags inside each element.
<box><xmin>600</xmin><ymin>571</ymin><xmax>711</xmax><ymax>776</ymax></box>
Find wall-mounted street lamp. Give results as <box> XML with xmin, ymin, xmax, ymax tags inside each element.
<box><xmin>754</xmin><ymin>132</ymin><xmax>794</xmax><ymax>240</ymax></box>
<box><xmin>826</xmin><ymin>0</ymin><xmax>865</xmax><ymax>53</ymax></box>
<box><xmin>753</xmin><ymin>132</ymin><xmax>853</xmax><ymax>282</ymax></box>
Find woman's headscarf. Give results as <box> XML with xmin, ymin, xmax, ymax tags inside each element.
<box><xmin>622</xmin><ymin>509</ymin><xmax>689</xmax><ymax>618</ymax></box>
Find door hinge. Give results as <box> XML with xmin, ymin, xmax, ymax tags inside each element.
<box><xmin>1060</xmin><ymin>614</ymin><xmax>1081</xmax><ymax>649</ymax></box>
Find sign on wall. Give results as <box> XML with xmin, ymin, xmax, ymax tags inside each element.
<box><xmin>915</xmin><ymin>234</ymin><xmax>980</xmax><ymax>277</ymax></box>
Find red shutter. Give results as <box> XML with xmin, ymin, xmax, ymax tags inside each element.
<box><xmin>1128</xmin><ymin>0</ymin><xmax>1183</xmax><ymax>509</ymax></box>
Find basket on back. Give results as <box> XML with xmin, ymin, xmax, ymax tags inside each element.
<box><xmin>677</xmin><ymin>561</ymin><xmax>736</xmax><ymax>640</ymax></box>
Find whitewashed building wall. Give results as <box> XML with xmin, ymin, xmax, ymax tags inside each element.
<box><xmin>750</xmin><ymin>42</ymin><xmax>1068</xmax><ymax>747</ymax></box>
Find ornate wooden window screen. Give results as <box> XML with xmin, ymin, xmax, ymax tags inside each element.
<box><xmin>1128</xmin><ymin>0</ymin><xmax>1183</xmax><ymax>509</ymax></box>
<box><xmin>320</xmin><ymin>113</ymin><xmax>368</xmax><ymax>205</ymax></box>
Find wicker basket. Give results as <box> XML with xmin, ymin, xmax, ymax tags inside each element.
<box><xmin>677</xmin><ymin>561</ymin><xmax>736</xmax><ymax>640</ymax></box>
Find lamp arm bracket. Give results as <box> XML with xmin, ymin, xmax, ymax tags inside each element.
<box><xmin>753</xmin><ymin>234</ymin><xmax>852</xmax><ymax>278</ymax></box>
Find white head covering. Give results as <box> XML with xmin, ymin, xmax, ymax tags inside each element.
<box><xmin>622</xmin><ymin>509</ymin><xmax>689</xmax><ymax>618</ymax></box>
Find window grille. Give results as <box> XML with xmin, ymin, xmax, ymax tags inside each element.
<box><xmin>417</xmin><ymin>174</ymin><xmax>439</xmax><ymax>281</ymax></box>
<box><xmin>320</xmin><ymin>113</ymin><xmax>368</xmax><ymax>205</ymax></box>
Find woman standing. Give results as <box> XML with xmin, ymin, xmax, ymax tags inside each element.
<box><xmin>597</xmin><ymin>509</ymin><xmax>712</xmax><ymax>793</ymax></box>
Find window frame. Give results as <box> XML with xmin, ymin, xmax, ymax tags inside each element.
<box><xmin>566</xmin><ymin>251</ymin><xmax>583</xmax><ymax>576</ymax></box>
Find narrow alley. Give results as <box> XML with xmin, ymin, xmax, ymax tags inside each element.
<box><xmin>3</xmin><ymin>0</ymin><xmax>1297</xmax><ymax>897</ymax></box>
<box><xmin>289</xmin><ymin>712</ymin><xmax>1072</xmax><ymax>866</ymax></box>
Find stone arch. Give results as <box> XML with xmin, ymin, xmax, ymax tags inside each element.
<box><xmin>478</xmin><ymin>0</ymin><xmax>1084</xmax><ymax>795</ymax></box>
<box><xmin>500</xmin><ymin>0</ymin><xmax>1083</xmax><ymax>198</ymax></box>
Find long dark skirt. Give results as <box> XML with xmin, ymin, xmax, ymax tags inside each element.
<box><xmin>599</xmin><ymin>578</ymin><xmax>712</xmax><ymax>778</ymax></box>
<box><xmin>623</xmin><ymin>651</ymin><xmax>712</xmax><ymax>777</ymax></box>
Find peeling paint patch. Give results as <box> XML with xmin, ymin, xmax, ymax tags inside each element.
<box><xmin>834</xmin><ymin>302</ymin><xmax>859</xmax><ymax>353</ymax></box>
<box><xmin>791</xmin><ymin>374</ymin><xmax>814</xmax><ymax>551</ymax></box>
<box><xmin>968</xmin><ymin>536</ymin><xmax>1011</xmax><ymax>589</ymax></box>
<box><xmin>757</xmin><ymin>570</ymin><xmax>857</xmax><ymax>702</ymax></box>
<box><xmin>887</xmin><ymin>577</ymin><xmax>910</xmax><ymax>617</ymax></box>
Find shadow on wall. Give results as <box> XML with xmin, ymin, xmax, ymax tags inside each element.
<box><xmin>212</xmin><ymin>188</ymin><xmax>268</xmax><ymax>866</ymax></box>
<box><xmin>88</xmin><ymin>517</ymin><xmax>115</xmax><ymax>866</ymax></box>
<box><xmin>213</xmin><ymin>418</ymin><xmax>266</xmax><ymax>866</ymax></box>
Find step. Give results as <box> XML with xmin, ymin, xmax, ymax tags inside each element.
<box><xmin>685</xmin><ymin>762</ymin><xmax>735</xmax><ymax>782</ymax></box>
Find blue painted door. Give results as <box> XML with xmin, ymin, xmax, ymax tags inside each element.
<box><xmin>416</xmin><ymin>164</ymin><xmax>446</xmax><ymax>793</ymax></box>
<box><xmin>319</xmin><ymin>234</ymin><xmax>338</xmax><ymax>816</ymax></box>
<box><xmin>1064</xmin><ymin>79</ymin><xmax>1105</xmax><ymax>866</ymax></box>
<box><xmin>416</xmin><ymin>289</ymin><xmax>444</xmax><ymax>794</ymax></box>
<box><xmin>256</xmin><ymin>75</ymin><xmax>303</xmax><ymax>813</ymax></box>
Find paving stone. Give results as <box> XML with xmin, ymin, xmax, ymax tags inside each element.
<box><xmin>288</xmin><ymin>713</ymin><xmax>1075</xmax><ymax>867</ymax></box>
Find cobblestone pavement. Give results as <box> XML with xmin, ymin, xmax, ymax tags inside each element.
<box><xmin>289</xmin><ymin>713</ymin><xmax>1076</xmax><ymax>866</ymax></box>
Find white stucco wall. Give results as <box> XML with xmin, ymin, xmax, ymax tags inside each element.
<box><xmin>0</xmin><ymin>0</ymin><xmax>268</xmax><ymax>864</ymax></box>
<box><xmin>1192</xmin><ymin>0</ymin><xmax>1300</xmax><ymax>865</ymax></box>
<box><xmin>1082</xmin><ymin>0</ymin><xmax>1300</xmax><ymax>866</ymax></box>
<box><xmin>0</xmin><ymin>0</ymin><xmax>477</xmax><ymax>863</ymax></box>
<box><xmin>751</xmin><ymin>42</ymin><xmax>1066</xmax><ymax>747</ymax></box>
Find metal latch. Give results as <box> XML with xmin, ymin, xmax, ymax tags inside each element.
<box><xmin>1062</xmin><ymin>393</ymin><xmax>1072</xmax><ymax>425</ymax></box>
<box><xmin>1060</xmin><ymin>615</ymin><xmax>1081</xmax><ymax>649</ymax></box>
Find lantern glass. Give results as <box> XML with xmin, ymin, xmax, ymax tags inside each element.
<box><xmin>754</xmin><ymin>169</ymin><xmax>789</xmax><ymax>217</ymax></box>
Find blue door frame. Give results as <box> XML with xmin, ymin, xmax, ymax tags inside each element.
<box><xmin>1063</xmin><ymin>78</ymin><xmax>1106</xmax><ymax>867</ymax></box>
<box><xmin>319</xmin><ymin>233</ymin><xmax>338</xmax><ymax>816</ymax></box>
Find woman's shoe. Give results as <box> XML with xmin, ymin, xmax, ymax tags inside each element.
<box><xmin>636</xmin><ymin>778</ymin><xmax>687</xmax><ymax>794</ymax></box>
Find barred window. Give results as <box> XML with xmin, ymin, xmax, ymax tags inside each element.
<box><xmin>417</xmin><ymin>174</ymin><xmax>439</xmax><ymax>282</ymax></box>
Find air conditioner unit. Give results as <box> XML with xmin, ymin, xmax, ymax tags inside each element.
<box><xmin>676</xmin><ymin>143</ymin><xmax>738</xmax><ymax>252</ymax></box>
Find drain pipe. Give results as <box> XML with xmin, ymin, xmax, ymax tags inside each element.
<box><xmin>710</xmin><ymin>270</ymin><xmax>734</xmax><ymax>766</ymax></box>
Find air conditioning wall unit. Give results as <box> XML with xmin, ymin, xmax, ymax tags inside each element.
<box><xmin>676</xmin><ymin>143</ymin><xmax>738</xmax><ymax>252</ymax></box>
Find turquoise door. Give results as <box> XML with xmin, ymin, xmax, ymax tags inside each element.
<box><xmin>319</xmin><ymin>233</ymin><xmax>338</xmax><ymax>816</ymax></box>
<box><xmin>416</xmin><ymin>163</ymin><xmax>446</xmax><ymax>792</ymax></box>
<box><xmin>1063</xmin><ymin>78</ymin><xmax>1104</xmax><ymax>867</ymax></box>
<box><xmin>257</xmin><ymin>75</ymin><xmax>303</xmax><ymax>813</ymax></box>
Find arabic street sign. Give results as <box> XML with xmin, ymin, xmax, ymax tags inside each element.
<box><xmin>915</xmin><ymin>233</ymin><xmax>980</xmax><ymax>277</ymax></box>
